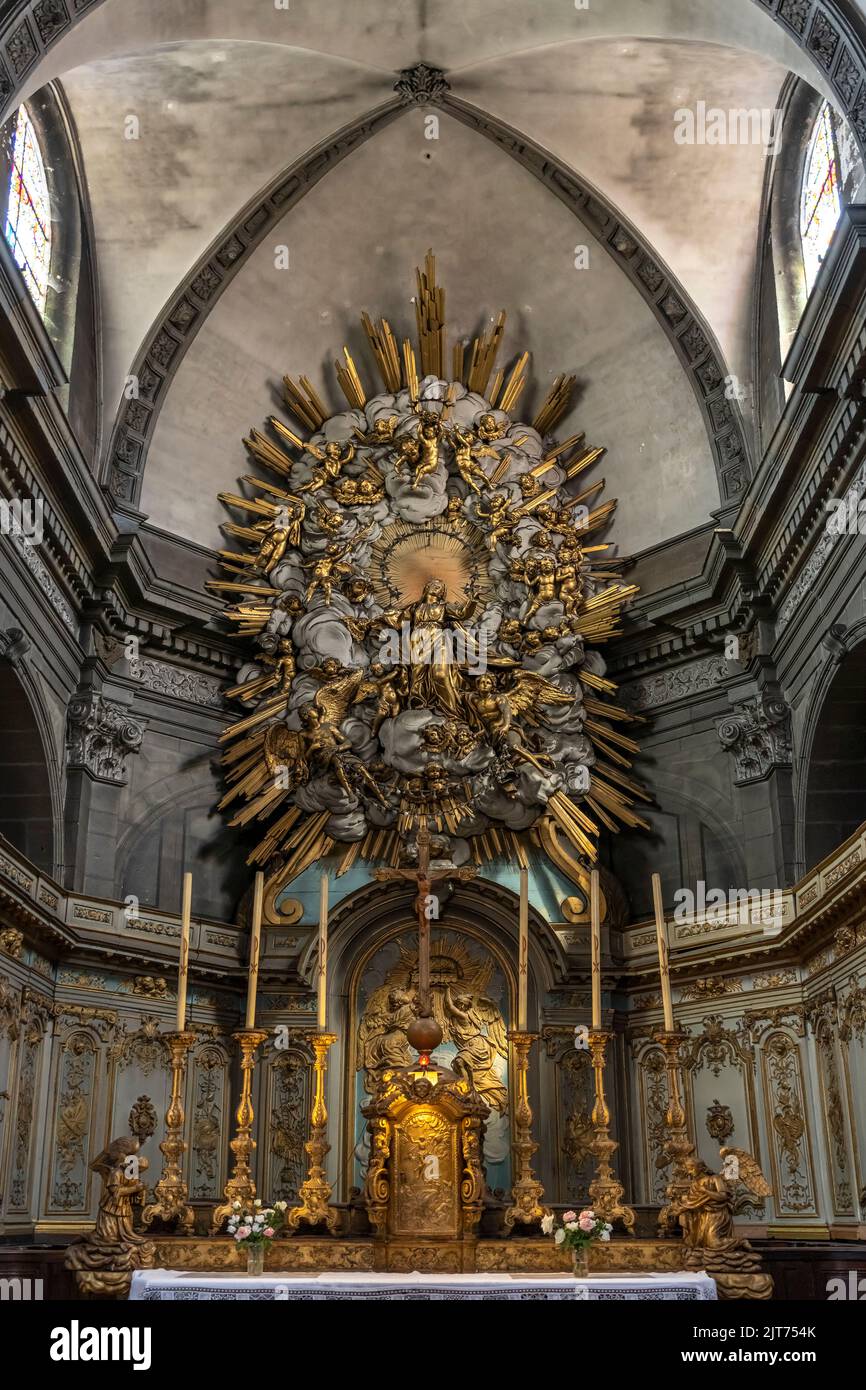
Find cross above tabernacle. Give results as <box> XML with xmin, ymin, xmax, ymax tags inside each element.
<box><xmin>374</xmin><ymin>824</ymin><xmax>476</xmax><ymax>1015</ymax></box>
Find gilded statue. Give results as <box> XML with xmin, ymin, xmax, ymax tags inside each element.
<box><xmin>362</xmin><ymin>661</ymin><xmax>409</xmax><ymax>733</ymax></box>
<box><xmin>333</xmin><ymin>474</ymin><xmax>385</xmax><ymax>505</ymax></box>
<box><xmin>65</xmin><ymin>1136</ymin><xmax>156</xmax><ymax>1298</ymax></box>
<box><xmin>357</xmin><ymin>987</ymin><xmax>420</xmax><ymax>1077</ymax></box>
<box><xmin>676</xmin><ymin>1148</ymin><xmax>774</xmax><ymax>1298</ymax></box>
<box><xmin>443</xmin><ymin>985</ymin><xmax>508</xmax><ymax>1112</ymax></box>
<box><xmin>249</xmin><ymin>499</ymin><xmax>304</xmax><ymax>574</ymax></box>
<box><xmin>300</xmin><ymin>439</ymin><xmax>356</xmax><ymax>493</ymax></box>
<box><xmin>314</xmin><ymin>503</ymin><xmax>346</xmax><ymax>538</ymax></box>
<box><xmin>396</xmin><ymin>578</ymin><xmax>478</xmax><ymax>716</ymax></box>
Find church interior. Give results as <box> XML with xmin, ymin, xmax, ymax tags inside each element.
<box><xmin>2</xmin><ymin>0</ymin><xmax>866</xmax><ymax>1312</ymax></box>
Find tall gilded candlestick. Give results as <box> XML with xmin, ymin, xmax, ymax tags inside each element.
<box><xmin>517</xmin><ymin>865</ymin><xmax>529</xmax><ymax>1031</ymax></box>
<box><xmin>245</xmin><ymin>871</ymin><xmax>263</xmax><ymax>1029</ymax></box>
<box><xmin>210</xmin><ymin>1027</ymin><xmax>269</xmax><ymax>1234</ymax></box>
<box><xmin>586</xmin><ymin>1027</ymin><xmax>636</xmax><ymax>1234</ymax></box>
<box><xmin>651</xmin><ymin>872</ymin><xmax>675</xmax><ymax>1031</ymax></box>
<box><xmin>654</xmin><ymin>1024</ymin><xmax>699</xmax><ymax>1234</ymax></box>
<box><xmin>590</xmin><ymin>868</ymin><xmax>602</xmax><ymax>1030</ymax></box>
<box><xmin>176</xmin><ymin>871</ymin><xmax>192</xmax><ymax>1031</ymax></box>
<box><xmin>140</xmin><ymin>1028</ymin><xmax>196</xmax><ymax>1234</ymax></box>
<box><xmin>504</xmin><ymin>1031</ymin><xmax>550</xmax><ymax>1230</ymax></box>
<box><xmin>317</xmin><ymin>871</ymin><xmax>328</xmax><ymax>1031</ymax></box>
<box><xmin>286</xmin><ymin>1031</ymin><xmax>339</xmax><ymax>1233</ymax></box>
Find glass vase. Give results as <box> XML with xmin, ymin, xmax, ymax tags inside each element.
<box><xmin>572</xmin><ymin>1246</ymin><xmax>590</xmax><ymax>1279</ymax></box>
<box><xmin>246</xmin><ymin>1242</ymin><xmax>265</xmax><ymax>1277</ymax></box>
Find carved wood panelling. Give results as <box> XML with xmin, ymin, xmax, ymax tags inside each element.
<box><xmin>551</xmin><ymin>1042</ymin><xmax>594</xmax><ymax>1206</ymax></box>
<box><xmin>761</xmin><ymin>1031</ymin><xmax>818</xmax><ymax>1217</ymax></box>
<box><xmin>189</xmin><ymin>1041</ymin><xmax>231</xmax><ymax>1201</ymax></box>
<box><xmin>261</xmin><ymin>1043</ymin><xmax>311</xmax><ymax>1205</ymax></box>
<box><xmin>45</xmin><ymin>1028</ymin><xmax>99</xmax><ymax>1213</ymax></box>
<box><xmin>815</xmin><ymin>1018</ymin><xmax>855</xmax><ymax>1216</ymax></box>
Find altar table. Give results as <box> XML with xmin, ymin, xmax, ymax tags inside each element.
<box><xmin>130</xmin><ymin>1269</ymin><xmax>717</xmax><ymax>1301</ymax></box>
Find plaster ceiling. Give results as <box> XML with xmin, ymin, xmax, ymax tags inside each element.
<box><xmin>140</xmin><ymin>113</ymin><xmax>717</xmax><ymax>555</ymax></box>
<box><xmin>33</xmin><ymin>0</ymin><xmax>838</xmax><ymax>554</ymax></box>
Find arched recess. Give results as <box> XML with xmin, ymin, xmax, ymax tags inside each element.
<box><xmin>0</xmin><ymin>79</ymin><xmax>101</xmax><ymax>452</ymax></box>
<box><xmin>102</xmin><ymin>88</ymin><xmax>749</xmax><ymax>517</ymax></box>
<box><xmin>318</xmin><ymin>875</ymin><xmax>562</xmax><ymax>1200</ymax></box>
<box><xmin>801</xmin><ymin>637</ymin><xmax>866</xmax><ymax>868</ymax></box>
<box><xmin>114</xmin><ymin>771</ymin><xmax>250</xmax><ymax>921</ymax></box>
<box><xmin>753</xmin><ymin>75</ymin><xmax>865</xmax><ymax>446</ymax></box>
<box><xmin>0</xmin><ymin>656</ymin><xmax>58</xmax><ymax>874</ymax></box>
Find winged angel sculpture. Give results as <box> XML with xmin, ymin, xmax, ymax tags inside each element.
<box><xmin>357</xmin><ymin>938</ymin><xmax>508</xmax><ymax>1112</ymax></box>
<box><xmin>212</xmin><ymin>253</ymin><xmax>649</xmax><ymax>881</ymax></box>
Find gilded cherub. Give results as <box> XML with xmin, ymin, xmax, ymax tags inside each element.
<box><xmin>449</xmin><ymin>424</ymin><xmax>496</xmax><ymax>495</ymax></box>
<box><xmin>302</xmin><ymin>527</ymin><xmax>369</xmax><ymax>607</ymax></box>
<box><xmin>227</xmin><ymin>638</ymin><xmax>296</xmax><ymax>702</ymax></box>
<box><xmin>476</xmin><ymin>490</ymin><xmax>518</xmax><ymax>548</ymax></box>
<box><xmin>361</xmin><ymin>661</ymin><xmax>408</xmax><ymax>734</ymax></box>
<box><xmin>301</xmin><ymin>439</ymin><xmax>356</xmax><ymax>493</ymax></box>
<box><xmin>404</xmin><ymin>410</ymin><xmax>444</xmax><ymax>489</ymax></box>
<box><xmin>313</xmin><ymin>503</ymin><xmax>345</xmax><ymax>538</ymax></box>
<box><xmin>476</xmin><ymin>412</ymin><xmax>506</xmax><ymax>444</ymax></box>
<box><xmin>514</xmin><ymin>550</ymin><xmax>558</xmax><ymax>623</ymax></box>
<box><xmin>555</xmin><ymin>545</ymin><xmax>583</xmax><ymax>617</ymax></box>
<box><xmin>354</xmin><ymin>415</ymin><xmax>398</xmax><ymax>447</ymax></box>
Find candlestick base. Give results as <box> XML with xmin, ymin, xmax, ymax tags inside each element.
<box><xmin>210</xmin><ymin>1029</ymin><xmax>269</xmax><ymax>1235</ymax></box>
<box><xmin>140</xmin><ymin>1031</ymin><xmax>196</xmax><ymax>1235</ymax></box>
<box><xmin>586</xmin><ymin>1028</ymin><xmax>635</xmax><ymax>1233</ymax></box>
<box><xmin>286</xmin><ymin>1032</ymin><xmax>340</xmax><ymax>1235</ymax></box>
<box><xmin>503</xmin><ymin>1031</ymin><xmax>551</xmax><ymax>1231</ymax></box>
<box><xmin>653</xmin><ymin>1027</ymin><xmax>699</xmax><ymax>1235</ymax></box>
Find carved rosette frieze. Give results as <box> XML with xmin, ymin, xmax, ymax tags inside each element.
<box><xmin>66</xmin><ymin>691</ymin><xmax>145</xmax><ymax>784</ymax></box>
<box><xmin>716</xmin><ymin>693</ymin><xmax>792</xmax><ymax>784</ymax></box>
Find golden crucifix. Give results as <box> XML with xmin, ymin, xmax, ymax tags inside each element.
<box><xmin>375</xmin><ymin>825</ymin><xmax>475</xmax><ymax>1015</ymax></box>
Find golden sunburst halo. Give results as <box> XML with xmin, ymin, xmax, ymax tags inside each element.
<box><xmin>369</xmin><ymin>517</ymin><xmax>492</xmax><ymax>606</ymax></box>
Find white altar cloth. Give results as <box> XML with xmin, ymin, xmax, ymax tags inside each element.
<box><xmin>130</xmin><ymin>1269</ymin><xmax>717</xmax><ymax>1302</ymax></box>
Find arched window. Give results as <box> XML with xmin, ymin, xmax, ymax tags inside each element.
<box><xmin>4</xmin><ymin>104</ymin><xmax>52</xmax><ymax>314</ymax></box>
<box><xmin>799</xmin><ymin>100</ymin><xmax>842</xmax><ymax>293</ymax></box>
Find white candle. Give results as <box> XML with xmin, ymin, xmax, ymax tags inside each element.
<box><xmin>245</xmin><ymin>871</ymin><xmax>263</xmax><ymax>1029</ymax></box>
<box><xmin>590</xmin><ymin>869</ymin><xmax>601</xmax><ymax>1030</ymax></box>
<box><xmin>518</xmin><ymin>865</ymin><xmax>529</xmax><ymax>1031</ymax></box>
<box><xmin>317</xmin><ymin>872</ymin><xmax>328</xmax><ymax>1030</ymax></box>
<box><xmin>652</xmin><ymin>872</ymin><xmax>675</xmax><ymax>1031</ymax></box>
<box><xmin>176</xmin><ymin>872</ymin><xmax>192</xmax><ymax>1032</ymax></box>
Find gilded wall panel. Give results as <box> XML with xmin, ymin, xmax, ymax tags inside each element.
<box><xmin>552</xmin><ymin>1041</ymin><xmax>594</xmax><ymax>1205</ymax></box>
<box><xmin>262</xmin><ymin>1044</ymin><xmax>310</xmax><ymax>1205</ymax></box>
<box><xmin>7</xmin><ymin>1011</ymin><xmax>46</xmax><ymax>1212</ymax></box>
<box><xmin>685</xmin><ymin>1014</ymin><xmax>764</xmax><ymax>1216</ymax></box>
<box><xmin>189</xmin><ymin>1041</ymin><xmax>231</xmax><ymax>1201</ymax></box>
<box><xmin>45</xmin><ymin>1029</ymin><xmax>100</xmax><ymax>1214</ymax></box>
<box><xmin>815</xmin><ymin>1018</ymin><xmax>855</xmax><ymax>1216</ymax></box>
<box><xmin>761</xmin><ymin>1031</ymin><xmax>818</xmax><ymax>1217</ymax></box>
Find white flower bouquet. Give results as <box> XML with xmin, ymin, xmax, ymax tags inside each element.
<box><xmin>227</xmin><ymin>1198</ymin><xmax>288</xmax><ymax>1248</ymax></box>
<box><xmin>541</xmin><ymin>1207</ymin><xmax>612</xmax><ymax>1262</ymax></box>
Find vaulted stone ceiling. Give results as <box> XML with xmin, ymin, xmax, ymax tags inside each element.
<box><xmin>17</xmin><ymin>0</ymin><xmax>845</xmax><ymax>555</ymax></box>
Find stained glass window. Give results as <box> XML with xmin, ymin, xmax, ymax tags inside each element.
<box><xmin>800</xmin><ymin>101</ymin><xmax>842</xmax><ymax>294</ymax></box>
<box><xmin>4</xmin><ymin>105</ymin><xmax>51</xmax><ymax>314</ymax></box>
